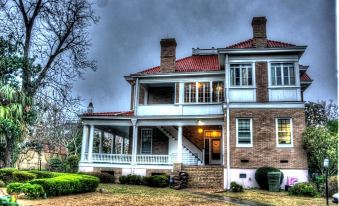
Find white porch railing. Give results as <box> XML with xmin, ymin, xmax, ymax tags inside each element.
<box><xmin>136</xmin><ymin>154</ymin><xmax>173</xmax><ymax>165</ymax></box>
<box><xmin>91</xmin><ymin>153</ymin><xmax>132</xmax><ymax>164</ymax></box>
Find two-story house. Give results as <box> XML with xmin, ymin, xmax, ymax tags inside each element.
<box><xmin>79</xmin><ymin>16</ymin><xmax>312</xmax><ymax>189</ymax></box>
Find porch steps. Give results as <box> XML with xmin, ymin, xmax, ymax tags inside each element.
<box><xmin>182</xmin><ymin>165</ymin><xmax>224</xmax><ymax>189</ymax></box>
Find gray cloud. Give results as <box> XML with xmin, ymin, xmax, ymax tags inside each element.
<box><xmin>73</xmin><ymin>0</ymin><xmax>336</xmax><ymax>112</ymax></box>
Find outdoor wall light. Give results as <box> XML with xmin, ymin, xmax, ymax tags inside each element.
<box><xmin>198</xmin><ymin>128</ymin><xmax>203</xmax><ymax>133</ymax></box>
<box><xmin>197</xmin><ymin>120</ymin><xmax>203</xmax><ymax>125</ymax></box>
<box><xmin>323</xmin><ymin>158</ymin><xmax>329</xmax><ymax>168</ymax></box>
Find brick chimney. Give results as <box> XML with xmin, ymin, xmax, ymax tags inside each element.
<box><xmin>251</xmin><ymin>17</ymin><xmax>267</xmax><ymax>48</ymax></box>
<box><xmin>160</xmin><ymin>38</ymin><xmax>176</xmax><ymax>73</ymax></box>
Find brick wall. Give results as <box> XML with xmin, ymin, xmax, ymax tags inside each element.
<box><xmin>255</xmin><ymin>62</ymin><xmax>268</xmax><ymax>102</ymax></box>
<box><xmin>224</xmin><ymin>108</ymin><xmax>307</xmax><ymax>169</ymax></box>
<box><xmin>137</xmin><ymin>127</ymin><xmax>169</xmax><ymax>155</ymax></box>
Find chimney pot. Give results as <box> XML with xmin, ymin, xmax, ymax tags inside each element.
<box><xmin>160</xmin><ymin>38</ymin><xmax>176</xmax><ymax>73</ymax></box>
<box><xmin>251</xmin><ymin>16</ymin><xmax>267</xmax><ymax>48</ymax></box>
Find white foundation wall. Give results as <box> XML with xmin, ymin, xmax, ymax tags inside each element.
<box><xmin>226</xmin><ymin>168</ymin><xmax>309</xmax><ymax>189</ymax></box>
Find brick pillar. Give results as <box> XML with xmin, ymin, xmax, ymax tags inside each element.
<box><xmin>160</xmin><ymin>38</ymin><xmax>177</xmax><ymax>73</ymax></box>
<box><xmin>256</xmin><ymin>62</ymin><xmax>268</xmax><ymax>102</ymax></box>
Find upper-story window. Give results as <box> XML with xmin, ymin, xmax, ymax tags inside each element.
<box><xmin>230</xmin><ymin>64</ymin><xmax>253</xmax><ymax>86</ymax></box>
<box><xmin>184</xmin><ymin>81</ymin><xmax>224</xmax><ymax>103</ymax></box>
<box><xmin>271</xmin><ymin>63</ymin><xmax>295</xmax><ymax>86</ymax></box>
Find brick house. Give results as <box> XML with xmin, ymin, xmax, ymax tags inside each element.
<box><xmin>79</xmin><ymin>16</ymin><xmax>312</xmax><ymax>189</ymax></box>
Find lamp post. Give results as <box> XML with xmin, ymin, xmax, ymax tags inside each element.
<box><xmin>323</xmin><ymin>157</ymin><xmax>329</xmax><ymax>206</ymax></box>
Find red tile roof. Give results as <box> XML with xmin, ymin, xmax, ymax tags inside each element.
<box><xmin>137</xmin><ymin>55</ymin><xmax>220</xmax><ymax>75</ymax></box>
<box><xmin>301</xmin><ymin>72</ymin><xmax>312</xmax><ymax>82</ymax></box>
<box><xmin>82</xmin><ymin>111</ymin><xmax>134</xmax><ymax>117</ymax></box>
<box><xmin>226</xmin><ymin>38</ymin><xmax>296</xmax><ymax>49</ymax></box>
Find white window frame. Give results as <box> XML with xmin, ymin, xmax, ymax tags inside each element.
<box><xmin>275</xmin><ymin>118</ymin><xmax>293</xmax><ymax>148</ymax></box>
<box><xmin>141</xmin><ymin>128</ymin><xmax>153</xmax><ymax>154</ymax></box>
<box><xmin>183</xmin><ymin>81</ymin><xmax>224</xmax><ymax>104</ymax></box>
<box><xmin>197</xmin><ymin>82</ymin><xmax>210</xmax><ymax>103</ymax></box>
<box><xmin>230</xmin><ymin>64</ymin><xmax>253</xmax><ymax>87</ymax></box>
<box><xmin>270</xmin><ymin>63</ymin><xmax>296</xmax><ymax>86</ymax></box>
<box><xmin>236</xmin><ymin>118</ymin><xmax>253</xmax><ymax>147</ymax></box>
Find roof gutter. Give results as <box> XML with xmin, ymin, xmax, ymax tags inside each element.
<box><xmin>126</xmin><ymin>70</ymin><xmax>225</xmax><ymax>78</ymax></box>
<box><xmin>218</xmin><ymin>46</ymin><xmax>307</xmax><ymax>57</ymax></box>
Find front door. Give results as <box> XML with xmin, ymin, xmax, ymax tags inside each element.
<box><xmin>204</xmin><ymin>130</ymin><xmax>221</xmax><ymax>165</ymax></box>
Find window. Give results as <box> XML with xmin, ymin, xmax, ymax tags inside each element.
<box><xmin>230</xmin><ymin>64</ymin><xmax>253</xmax><ymax>86</ymax></box>
<box><xmin>212</xmin><ymin>82</ymin><xmax>224</xmax><ymax>102</ymax></box>
<box><xmin>236</xmin><ymin>119</ymin><xmax>252</xmax><ymax>147</ymax></box>
<box><xmin>141</xmin><ymin>128</ymin><xmax>152</xmax><ymax>154</ymax></box>
<box><xmin>184</xmin><ymin>82</ymin><xmax>196</xmax><ymax>103</ymax></box>
<box><xmin>198</xmin><ymin>82</ymin><xmax>210</xmax><ymax>103</ymax></box>
<box><xmin>271</xmin><ymin>63</ymin><xmax>295</xmax><ymax>86</ymax></box>
<box><xmin>276</xmin><ymin>118</ymin><xmax>293</xmax><ymax>147</ymax></box>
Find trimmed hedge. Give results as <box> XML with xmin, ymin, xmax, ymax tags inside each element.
<box><xmin>13</xmin><ymin>171</ymin><xmax>37</xmax><ymax>182</ymax></box>
<box><xmin>0</xmin><ymin>168</ymin><xmax>18</xmax><ymax>184</ymax></box>
<box><xmin>143</xmin><ymin>175</ymin><xmax>169</xmax><ymax>187</ymax></box>
<box><xmin>119</xmin><ymin>174</ymin><xmax>142</xmax><ymax>185</ymax></box>
<box><xmin>28</xmin><ymin>170</ymin><xmax>63</xmax><ymax>178</ymax></box>
<box><xmin>29</xmin><ymin>174</ymin><xmax>99</xmax><ymax>197</ymax></box>
<box><xmin>255</xmin><ymin>167</ymin><xmax>284</xmax><ymax>190</ymax></box>
<box><xmin>80</xmin><ymin>172</ymin><xmax>115</xmax><ymax>183</ymax></box>
<box><xmin>7</xmin><ymin>182</ymin><xmax>45</xmax><ymax>199</ymax></box>
<box><xmin>230</xmin><ymin>182</ymin><xmax>243</xmax><ymax>192</ymax></box>
<box><xmin>289</xmin><ymin>182</ymin><xmax>318</xmax><ymax>197</ymax></box>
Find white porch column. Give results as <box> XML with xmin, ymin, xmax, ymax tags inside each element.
<box><xmin>87</xmin><ymin>125</ymin><xmax>95</xmax><ymax>162</ymax></box>
<box><xmin>177</xmin><ymin>126</ymin><xmax>183</xmax><ymax>164</ymax></box>
<box><xmin>131</xmin><ymin>119</ymin><xmax>138</xmax><ymax>169</ymax></box>
<box><xmin>80</xmin><ymin>125</ymin><xmax>88</xmax><ymax>162</ymax></box>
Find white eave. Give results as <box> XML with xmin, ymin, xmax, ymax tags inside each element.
<box><xmin>127</xmin><ymin>70</ymin><xmax>225</xmax><ymax>78</ymax></box>
<box><xmin>217</xmin><ymin>46</ymin><xmax>307</xmax><ymax>56</ymax></box>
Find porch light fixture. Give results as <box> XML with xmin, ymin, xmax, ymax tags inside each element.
<box><xmin>198</xmin><ymin>128</ymin><xmax>203</xmax><ymax>133</ymax></box>
<box><xmin>197</xmin><ymin>120</ymin><xmax>203</xmax><ymax>125</ymax></box>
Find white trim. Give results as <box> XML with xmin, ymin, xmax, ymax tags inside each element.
<box><xmin>236</xmin><ymin>118</ymin><xmax>253</xmax><ymax>147</ymax></box>
<box><xmin>226</xmin><ymin>102</ymin><xmax>305</xmax><ymax>109</ymax></box>
<box><xmin>275</xmin><ymin>118</ymin><xmax>294</xmax><ymax>148</ymax></box>
<box><xmin>141</xmin><ymin>128</ymin><xmax>153</xmax><ymax>154</ymax></box>
<box><xmin>79</xmin><ymin>162</ymin><xmax>173</xmax><ymax>170</ymax></box>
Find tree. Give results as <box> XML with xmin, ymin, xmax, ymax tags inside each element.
<box><xmin>0</xmin><ymin>0</ymin><xmax>98</xmax><ymax>103</ymax></box>
<box><xmin>305</xmin><ymin>101</ymin><xmax>338</xmax><ymax>126</ymax></box>
<box><xmin>302</xmin><ymin>126</ymin><xmax>338</xmax><ymax>176</ymax></box>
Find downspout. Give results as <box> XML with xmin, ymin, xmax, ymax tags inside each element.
<box><xmin>225</xmin><ymin>54</ymin><xmax>231</xmax><ymax>190</ymax></box>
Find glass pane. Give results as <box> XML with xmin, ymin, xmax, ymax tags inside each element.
<box><xmin>271</xmin><ymin>67</ymin><xmax>276</xmax><ymax>85</ymax></box>
<box><xmin>213</xmin><ymin>81</ymin><xmax>224</xmax><ymax>102</ymax></box>
<box><xmin>276</xmin><ymin>67</ymin><xmax>282</xmax><ymax>85</ymax></box>
<box><xmin>289</xmin><ymin>67</ymin><xmax>295</xmax><ymax>85</ymax></box>
<box><xmin>230</xmin><ymin>68</ymin><xmax>235</xmax><ymax>86</ymax></box>
<box><xmin>238</xmin><ymin>119</ymin><xmax>251</xmax><ymax>144</ymax></box>
<box><xmin>278</xmin><ymin>119</ymin><xmax>291</xmax><ymax>144</ymax></box>
<box><xmin>198</xmin><ymin>82</ymin><xmax>210</xmax><ymax>103</ymax></box>
<box><xmin>248</xmin><ymin>68</ymin><xmax>253</xmax><ymax>85</ymax></box>
<box><xmin>242</xmin><ymin>67</ymin><xmax>247</xmax><ymax>85</ymax></box>
<box><xmin>235</xmin><ymin>67</ymin><xmax>240</xmax><ymax>86</ymax></box>
<box><xmin>283</xmin><ymin>66</ymin><xmax>289</xmax><ymax>85</ymax></box>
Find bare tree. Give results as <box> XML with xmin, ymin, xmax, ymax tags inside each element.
<box><xmin>0</xmin><ymin>0</ymin><xmax>98</xmax><ymax>102</ymax></box>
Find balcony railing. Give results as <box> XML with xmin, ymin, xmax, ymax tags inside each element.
<box><xmin>92</xmin><ymin>153</ymin><xmax>132</xmax><ymax>164</ymax></box>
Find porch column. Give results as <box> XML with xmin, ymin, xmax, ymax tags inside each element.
<box><xmin>87</xmin><ymin>125</ymin><xmax>95</xmax><ymax>162</ymax></box>
<box><xmin>177</xmin><ymin>126</ymin><xmax>183</xmax><ymax>163</ymax></box>
<box><xmin>131</xmin><ymin>119</ymin><xmax>138</xmax><ymax>168</ymax></box>
<box><xmin>80</xmin><ymin>125</ymin><xmax>89</xmax><ymax>162</ymax></box>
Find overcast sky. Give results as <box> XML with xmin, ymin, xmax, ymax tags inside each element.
<box><xmin>73</xmin><ymin>0</ymin><xmax>337</xmax><ymax>112</ymax></box>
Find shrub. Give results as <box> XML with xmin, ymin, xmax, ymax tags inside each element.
<box><xmin>144</xmin><ymin>175</ymin><xmax>169</xmax><ymax>187</ymax></box>
<box><xmin>7</xmin><ymin>183</ymin><xmax>45</xmax><ymax>199</ymax></box>
<box><xmin>289</xmin><ymin>182</ymin><xmax>318</xmax><ymax>197</ymax></box>
<box><xmin>119</xmin><ymin>175</ymin><xmax>142</xmax><ymax>185</ymax></box>
<box><xmin>65</xmin><ymin>155</ymin><xmax>80</xmax><ymax>172</ymax></box>
<box><xmin>255</xmin><ymin>167</ymin><xmax>284</xmax><ymax>190</ymax></box>
<box><xmin>329</xmin><ymin>176</ymin><xmax>338</xmax><ymax>196</ymax></box>
<box><xmin>119</xmin><ymin>175</ymin><xmax>127</xmax><ymax>184</ymax></box>
<box><xmin>80</xmin><ymin>172</ymin><xmax>115</xmax><ymax>183</ymax></box>
<box><xmin>230</xmin><ymin>182</ymin><xmax>244</xmax><ymax>192</ymax></box>
<box><xmin>28</xmin><ymin>170</ymin><xmax>63</xmax><ymax>178</ymax></box>
<box><xmin>48</xmin><ymin>157</ymin><xmax>65</xmax><ymax>172</ymax></box>
<box><xmin>0</xmin><ymin>196</ymin><xmax>18</xmax><ymax>206</ymax></box>
<box><xmin>0</xmin><ymin>180</ymin><xmax>6</xmax><ymax>187</ymax></box>
<box><xmin>0</xmin><ymin>168</ymin><xmax>18</xmax><ymax>184</ymax></box>
<box><xmin>12</xmin><ymin>171</ymin><xmax>37</xmax><ymax>182</ymax></box>
<box><xmin>29</xmin><ymin>174</ymin><xmax>99</xmax><ymax>197</ymax></box>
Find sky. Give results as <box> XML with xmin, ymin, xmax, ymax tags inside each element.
<box><xmin>73</xmin><ymin>0</ymin><xmax>337</xmax><ymax>112</ymax></box>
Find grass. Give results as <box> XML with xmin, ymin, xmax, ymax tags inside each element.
<box><xmin>222</xmin><ymin>189</ymin><xmax>336</xmax><ymax>206</ymax></box>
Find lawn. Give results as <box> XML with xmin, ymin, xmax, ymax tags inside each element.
<box><xmin>0</xmin><ymin>184</ymin><xmax>335</xmax><ymax>206</ymax></box>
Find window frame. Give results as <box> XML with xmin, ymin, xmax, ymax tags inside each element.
<box><xmin>141</xmin><ymin>128</ymin><xmax>153</xmax><ymax>154</ymax></box>
<box><xmin>230</xmin><ymin>64</ymin><xmax>254</xmax><ymax>87</ymax></box>
<box><xmin>275</xmin><ymin>118</ymin><xmax>293</xmax><ymax>148</ymax></box>
<box><xmin>270</xmin><ymin>63</ymin><xmax>296</xmax><ymax>87</ymax></box>
<box><xmin>236</xmin><ymin>118</ymin><xmax>253</xmax><ymax>147</ymax></box>
<box><xmin>183</xmin><ymin>81</ymin><xmax>224</xmax><ymax>104</ymax></box>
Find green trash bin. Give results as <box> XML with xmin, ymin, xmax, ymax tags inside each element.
<box><xmin>267</xmin><ymin>172</ymin><xmax>281</xmax><ymax>192</ymax></box>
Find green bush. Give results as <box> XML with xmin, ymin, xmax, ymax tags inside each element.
<box><xmin>0</xmin><ymin>180</ymin><xmax>6</xmax><ymax>187</ymax></box>
<box><xmin>48</xmin><ymin>157</ymin><xmax>65</xmax><ymax>172</ymax></box>
<box><xmin>255</xmin><ymin>167</ymin><xmax>284</xmax><ymax>190</ymax></box>
<box><xmin>0</xmin><ymin>168</ymin><xmax>18</xmax><ymax>184</ymax></box>
<box><xmin>80</xmin><ymin>172</ymin><xmax>115</xmax><ymax>183</ymax></box>
<box><xmin>119</xmin><ymin>174</ymin><xmax>142</xmax><ymax>185</ymax></box>
<box><xmin>29</xmin><ymin>174</ymin><xmax>99</xmax><ymax>197</ymax></box>
<box><xmin>65</xmin><ymin>155</ymin><xmax>80</xmax><ymax>172</ymax></box>
<box><xmin>28</xmin><ymin>170</ymin><xmax>63</xmax><ymax>178</ymax></box>
<box><xmin>7</xmin><ymin>183</ymin><xmax>45</xmax><ymax>199</ymax></box>
<box><xmin>230</xmin><ymin>182</ymin><xmax>244</xmax><ymax>192</ymax></box>
<box><xmin>329</xmin><ymin>176</ymin><xmax>338</xmax><ymax>196</ymax></box>
<box><xmin>119</xmin><ymin>175</ymin><xmax>127</xmax><ymax>184</ymax></box>
<box><xmin>289</xmin><ymin>182</ymin><xmax>318</xmax><ymax>197</ymax></box>
<box><xmin>0</xmin><ymin>195</ymin><xmax>18</xmax><ymax>206</ymax></box>
<box><xmin>144</xmin><ymin>175</ymin><xmax>169</xmax><ymax>187</ymax></box>
<box><xmin>12</xmin><ymin>171</ymin><xmax>37</xmax><ymax>182</ymax></box>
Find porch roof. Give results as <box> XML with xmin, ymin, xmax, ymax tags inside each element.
<box><xmin>81</xmin><ymin>111</ymin><xmax>134</xmax><ymax>118</ymax></box>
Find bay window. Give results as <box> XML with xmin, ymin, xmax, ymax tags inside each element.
<box><xmin>276</xmin><ymin>118</ymin><xmax>293</xmax><ymax>147</ymax></box>
<box><xmin>230</xmin><ymin>64</ymin><xmax>253</xmax><ymax>86</ymax></box>
<box><xmin>271</xmin><ymin>63</ymin><xmax>295</xmax><ymax>86</ymax></box>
